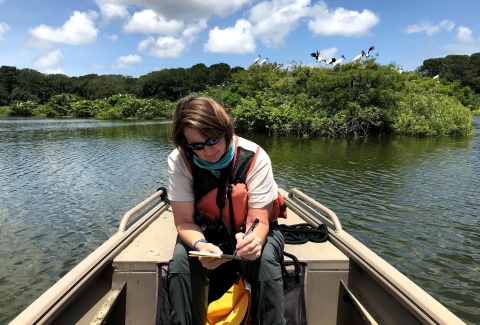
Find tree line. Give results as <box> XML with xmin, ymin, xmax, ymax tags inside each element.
<box><xmin>0</xmin><ymin>63</ymin><xmax>243</xmax><ymax>106</ymax></box>
<box><xmin>1</xmin><ymin>53</ymin><xmax>479</xmax><ymax>137</ymax></box>
<box><xmin>418</xmin><ymin>52</ymin><xmax>480</xmax><ymax>94</ymax></box>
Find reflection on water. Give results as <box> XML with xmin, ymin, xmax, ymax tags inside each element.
<box><xmin>0</xmin><ymin>117</ymin><xmax>479</xmax><ymax>324</ymax></box>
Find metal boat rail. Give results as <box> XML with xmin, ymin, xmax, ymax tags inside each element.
<box><xmin>118</xmin><ymin>188</ymin><xmax>166</xmax><ymax>232</ymax></box>
<box><xmin>287</xmin><ymin>188</ymin><xmax>343</xmax><ymax>232</ymax></box>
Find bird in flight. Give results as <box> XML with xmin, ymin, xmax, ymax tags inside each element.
<box><xmin>365</xmin><ymin>46</ymin><xmax>375</xmax><ymax>58</ymax></box>
<box><xmin>311</xmin><ymin>50</ymin><xmax>326</xmax><ymax>64</ymax></box>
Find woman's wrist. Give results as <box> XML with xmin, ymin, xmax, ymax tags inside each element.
<box><xmin>192</xmin><ymin>238</ymin><xmax>208</xmax><ymax>251</ymax></box>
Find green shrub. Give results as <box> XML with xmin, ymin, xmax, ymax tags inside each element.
<box><xmin>41</xmin><ymin>94</ymin><xmax>80</xmax><ymax>117</ymax></box>
<box><xmin>135</xmin><ymin>99</ymin><xmax>174</xmax><ymax>119</ymax></box>
<box><xmin>116</xmin><ymin>95</ymin><xmax>140</xmax><ymax>117</ymax></box>
<box><xmin>8</xmin><ymin>101</ymin><xmax>37</xmax><ymax>116</ymax></box>
<box><xmin>71</xmin><ymin>100</ymin><xmax>94</xmax><ymax>117</ymax></box>
<box><xmin>0</xmin><ymin>106</ymin><xmax>11</xmax><ymax>116</ymax></box>
<box><xmin>392</xmin><ymin>93</ymin><xmax>472</xmax><ymax>135</ymax></box>
<box><xmin>96</xmin><ymin>105</ymin><xmax>124</xmax><ymax>120</ymax></box>
<box><xmin>32</xmin><ymin>104</ymin><xmax>58</xmax><ymax>117</ymax></box>
<box><xmin>226</xmin><ymin>60</ymin><xmax>473</xmax><ymax>137</ymax></box>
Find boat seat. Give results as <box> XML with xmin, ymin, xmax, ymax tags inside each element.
<box><xmin>113</xmin><ymin>206</ymin><xmax>349</xmax><ymax>272</ymax></box>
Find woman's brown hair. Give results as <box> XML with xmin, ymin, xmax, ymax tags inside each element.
<box><xmin>172</xmin><ymin>96</ymin><xmax>234</xmax><ymax>160</ymax></box>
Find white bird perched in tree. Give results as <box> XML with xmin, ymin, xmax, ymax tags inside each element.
<box><xmin>311</xmin><ymin>50</ymin><xmax>326</xmax><ymax>64</ymax></box>
<box><xmin>260</xmin><ymin>57</ymin><xmax>269</xmax><ymax>65</ymax></box>
<box><xmin>433</xmin><ymin>74</ymin><xmax>440</xmax><ymax>79</ymax></box>
<box><xmin>365</xmin><ymin>46</ymin><xmax>375</xmax><ymax>58</ymax></box>
<box><xmin>332</xmin><ymin>55</ymin><xmax>345</xmax><ymax>67</ymax></box>
<box><xmin>352</xmin><ymin>50</ymin><xmax>365</xmax><ymax>63</ymax></box>
<box><xmin>326</xmin><ymin>57</ymin><xmax>336</xmax><ymax>66</ymax></box>
<box><xmin>398</xmin><ymin>67</ymin><xmax>404</xmax><ymax>74</ymax></box>
<box><xmin>253</xmin><ymin>55</ymin><xmax>261</xmax><ymax>65</ymax></box>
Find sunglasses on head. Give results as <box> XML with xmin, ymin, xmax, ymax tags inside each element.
<box><xmin>185</xmin><ymin>136</ymin><xmax>222</xmax><ymax>150</ymax></box>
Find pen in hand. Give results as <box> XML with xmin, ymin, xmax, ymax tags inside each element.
<box><xmin>233</xmin><ymin>217</ymin><xmax>260</xmax><ymax>255</ymax></box>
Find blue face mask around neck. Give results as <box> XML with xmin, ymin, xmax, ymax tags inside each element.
<box><xmin>193</xmin><ymin>141</ymin><xmax>235</xmax><ymax>176</ymax></box>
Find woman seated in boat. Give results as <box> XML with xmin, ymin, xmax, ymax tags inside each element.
<box><xmin>167</xmin><ymin>95</ymin><xmax>287</xmax><ymax>324</ymax></box>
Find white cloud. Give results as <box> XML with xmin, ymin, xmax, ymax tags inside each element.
<box><xmin>457</xmin><ymin>26</ymin><xmax>475</xmax><ymax>42</ymax></box>
<box><xmin>28</xmin><ymin>11</ymin><xmax>99</xmax><ymax>46</ymax></box>
<box><xmin>113</xmin><ymin>54</ymin><xmax>142</xmax><ymax>68</ymax></box>
<box><xmin>308</xmin><ymin>1</ymin><xmax>380</xmax><ymax>37</ymax></box>
<box><xmin>34</xmin><ymin>49</ymin><xmax>64</xmax><ymax>71</ymax></box>
<box><xmin>98</xmin><ymin>2</ymin><xmax>129</xmax><ymax>22</ymax></box>
<box><xmin>439</xmin><ymin>20</ymin><xmax>455</xmax><ymax>31</ymax></box>
<box><xmin>403</xmin><ymin>19</ymin><xmax>455</xmax><ymax>36</ymax></box>
<box><xmin>107</xmin><ymin>34</ymin><xmax>118</xmax><ymax>41</ymax></box>
<box><xmin>138</xmin><ymin>36</ymin><xmax>187</xmax><ymax>58</ymax></box>
<box><xmin>204</xmin><ymin>19</ymin><xmax>256</xmax><ymax>54</ymax></box>
<box><xmin>94</xmin><ymin>0</ymin><xmax>254</xmax><ymax>20</ymax></box>
<box><xmin>123</xmin><ymin>9</ymin><xmax>184</xmax><ymax>34</ymax></box>
<box><xmin>0</xmin><ymin>22</ymin><xmax>10</xmax><ymax>42</ymax></box>
<box><xmin>138</xmin><ymin>36</ymin><xmax>155</xmax><ymax>52</ymax></box>
<box><xmin>45</xmin><ymin>69</ymin><xmax>64</xmax><ymax>74</ymax></box>
<box><xmin>203</xmin><ymin>1</ymin><xmax>379</xmax><ymax>53</ymax></box>
<box><xmin>320</xmin><ymin>47</ymin><xmax>337</xmax><ymax>59</ymax></box>
<box><xmin>90</xmin><ymin>64</ymin><xmax>105</xmax><ymax>70</ymax></box>
<box><xmin>137</xmin><ymin>19</ymin><xmax>206</xmax><ymax>57</ymax></box>
<box><xmin>182</xmin><ymin>18</ymin><xmax>207</xmax><ymax>43</ymax></box>
<box><xmin>249</xmin><ymin>0</ymin><xmax>310</xmax><ymax>48</ymax></box>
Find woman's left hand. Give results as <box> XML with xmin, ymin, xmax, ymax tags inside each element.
<box><xmin>198</xmin><ymin>243</ymin><xmax>229</xmax><ymax>270</ymax></box>
<box><xmin>235</xmin><ymin>232</ymin><xmax>262</xmax><ymax>261</ymax></box>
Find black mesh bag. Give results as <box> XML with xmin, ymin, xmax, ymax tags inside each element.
<box><xmin>282</xmin><ymin>251</ymin><xmax>307</xmax><ymax>325</ymax></box>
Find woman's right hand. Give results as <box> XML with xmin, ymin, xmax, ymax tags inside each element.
<box><xmin>197</xmin><ymin>242</ymin><xmax>229</xmax><ymax>269</ymax></box>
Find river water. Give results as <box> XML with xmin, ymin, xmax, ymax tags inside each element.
<box><xmin>1</xmin><ymin>117</ymin><xmax>479</xmax><ymax>324</ymax></box>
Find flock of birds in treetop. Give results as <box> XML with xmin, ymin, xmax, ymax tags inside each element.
<box><xmin>251</xmin><ymin>46</ymin><xmax>375</xmax><ymax>68</ymax></box>
<box><xmin>252</xmin><ymin>46</ymin><xmax>440</xmax><ymax>78</ymax></box>
<box><xmin>311</xmin><ymin>46</ymin><xmax>375</xmax><ymax>66</ymax></box>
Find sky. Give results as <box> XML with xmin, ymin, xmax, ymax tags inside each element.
<box><xmin>1</xmin><ymin>0</ymin><xmax>480</xmax><ymax>78</ymax></box>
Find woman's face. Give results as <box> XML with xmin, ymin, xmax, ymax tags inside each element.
<box><xmin>183</xmin><ymin>126</ymin><xmax>227</xmax><ymax>163</ymax></box>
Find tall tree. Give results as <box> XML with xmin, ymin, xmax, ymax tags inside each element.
<box><xmin>45</xmin><ymin>73</ymin><xmax>75</xmax><ymax>95</ymax></box>
<box><xmin>209</xmin><ymin>63</ymin><xmax>232</xmax><ymax>86</ymax></box>
<box><xmin>0</xmin><ymin>66</ymin><xmax>18</xmax><ymax>96</ymax></box>
<box><xmin>188</xmin><ymin>63</ymin><xmax>209</xmax><ymax>92</ymax></box>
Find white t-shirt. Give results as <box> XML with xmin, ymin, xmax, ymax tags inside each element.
<box><xmin>167</xmin><ymin>136</ymin><xmax>278</xmax><ymax>208</ymax></box>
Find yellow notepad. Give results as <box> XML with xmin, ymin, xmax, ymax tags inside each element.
<box><xmin>188</xmin><ymin>251</ymin><xmax>248</xmax><ymax>262</ymax></box>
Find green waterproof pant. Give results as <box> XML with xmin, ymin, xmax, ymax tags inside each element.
<box><xmin>168</xmin><ymin>221</ymin><xmax>286</xmax><ymax>325</ymax></box>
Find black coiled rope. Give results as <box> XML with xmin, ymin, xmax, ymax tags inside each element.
<box><xmin>279</xmin><ymin>223</ymin><xmax>328</xmax><ymax>244</ymax></box>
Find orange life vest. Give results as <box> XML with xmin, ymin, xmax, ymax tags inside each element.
<box><xmin>181</xmin><ymin>136</ymin><xmax>286</xmax><ymax>233</ymax></box>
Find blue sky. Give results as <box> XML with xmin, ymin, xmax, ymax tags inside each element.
<box><xmin>0</xmin><ymin>0</ymin><xmax>479</xmax><ymax>77</ymax></box>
